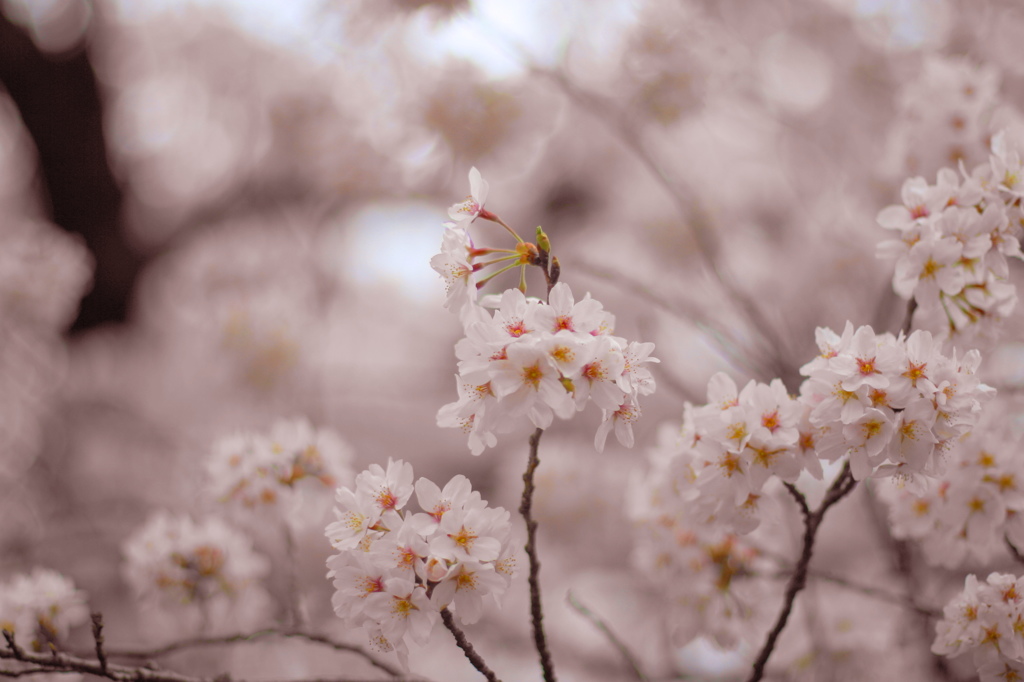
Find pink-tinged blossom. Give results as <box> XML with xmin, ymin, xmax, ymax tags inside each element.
<box><xmin>327</xmin><ymin>462</ymin><xmax>514</xmax><ymax>664</ymax></box>
<box><xmin>430</xmin><ymin>223</ymin><xmax>477</xmax><ymax>314</ymax></box>
<box><xmin>430</xmin><ymin>560</ymin><xmax>509</xmax><ymax>625</ymax></box>
<box><xmin>447</xmin><ymin>167</ymin><xmax>490</xmax><ymax>226</ymax></box>
<box><xmin>489</xmin><ymin>337</ymin><xmax>575</xmax><ymax>428</ymax></box>
<box><xmin>595</xmin><ymin>399</ymin><xmax>641</xmax><ymax>452</ymax></box>
<box><xmin>532</xmin><ymin>282</ymin><xmax>607</xmax><ymax>334</ymax></box>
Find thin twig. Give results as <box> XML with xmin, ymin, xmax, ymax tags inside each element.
<box><xmin>4</xmin><ymin>626</ymin><xmax>418</xmax><ymax>682</ymax></box>
<box><xmin>91</xmin><ymin>612</ymin><xmax>108</xmax><ymax>674</ymax></box>
<box><xmin>0</xmin><ymin>666</ymin><xmax>68</xmax><ymax>677</ymax></box>
<box><xmin>439</xmin><ymin>608</ymin><xmax>501</xmax><ymax>682</ymax></box>
<box><xmin>102</xmin><ymin>628</ymin><xmax>402</xmax><ymax>678</ymax></box>
<box><xmin>519</xmin><ymin>428</ymin><xmax>556</xmax><ymax>682</ymax></box>
<box><xmin>746</xmin><ymin>462</ymin><xmax>857</xmax><ymax>682</ymax></box>
<box><xmin>565</xmin><ymin>592</ymin><xmax>648</xmax><ymax>682</ymax></box>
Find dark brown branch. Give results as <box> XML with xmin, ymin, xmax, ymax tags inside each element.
<box><xmin>746</xmin><ymin>462</ymin><xmax>857</xmax><ymax>682</ymax></box>
<box><xmin>565</xmin><ymin>592</ymin><xmax>647</xmax><ymax>682</ymax></box>
<box><xmin>440</xmin><ymin>608</ymin><xmax>501</xmax><ymax>682</ymax></box>
<box><xmin>5</xmin><ymin>626</ymin><xmax>420</xmax><ymax>682</ymax></box>
<box><xmin>0</xmin><ymin>665</ymin><xmax>65</xmax><ymax>677</ymax></box>
<box><xmin>101</xmin><ymin>628</ymin><xmax>401</xmax><ymax>678</ymax></box>
<box><xmin>519</xmin><ymin>428</ymin><xmax>556</xmax><ymax>682</ymax></box>
<box><xmin>91</xmin><ymin>612</ymin><xmax>107</xmax><ymax>674</ymax></box>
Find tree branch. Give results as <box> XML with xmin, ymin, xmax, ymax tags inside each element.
<box><xmin>565</xmin><ymin>591</ymin><xmax>648</xmax><ymax>682</ymax></box>
<box><xmin>519</xmin><ymin>427</ymin><xmax>556</xmax><ymax>682</ymax></box>
<box><xmin>746</xmin><ymin>462</ymin><xmax>857</xmax><ymax>682</ymax></box>
<box><xmin>99</xmin><ymin>628</ymin><xmax>402</xmax><ymax>678</ymax></box>
<box><xmin>440</xmin><ymin>608</ymin><xmax>501</xmax><ymax>682</ymax></box>
<box><xmin>4</xmin><ymin>627</ymin><xmax>419</xmax><ymax>682</ymax></box>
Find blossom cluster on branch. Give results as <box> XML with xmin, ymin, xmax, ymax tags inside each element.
<box><xmin>325</xmin><ymin>459</ymin><xmax>515</xmax><ymax>669</ymax></box>
<box><xmin>432</xmin><ymin>169</ymin><xmax>659</xmax><ymax>455</ymax></box>
<box><xmin>878</xmin><ymin>130</ymin><xmax>1024</xmax><ymax>346</ymax></box>
<box><xmin>933</xmin><ymin>572</ymin><xmax>1024</xmax><ymax>682</ymax></box>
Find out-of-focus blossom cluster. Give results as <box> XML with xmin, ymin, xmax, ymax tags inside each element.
<box><xmin>933</xmin><ymin>572</ymin><xmax>1024</xmax><ymax>682</ymax></box>
<box><xmin>325</xmin><ymin>459</ymin><xmax>515</xmax><ymax>668</ymax></box>
<box><xmin>628</xmin><ymin>425</ymin><xmax>773</xmax><ymax>649</ymax></box>
<box><xmin>877</xmin><ymin>131</ymin><xmax>1024</xmax><ymax>348</ymax></box>
<box><xmin>886</xmin><ymin>404</ymin><xmax>1024</xmax><ymax>568</ymax></box>
<box><xmin>800</xmin><ymin>323</ymin><xmax>992</xmax><ymax>481</ymax></box>
<box><xmin>0</xmin><ymin>568</ymin><xmax>88</xmax><ymax>651</ymax></box>
<box><xmin>122</xmin><ymin>512</ymin><xmax>272</xmax><ymax>636</ymax></box>
<box><xmin>432</xmin><ymin>169</ymin><xmax>659</xmax><ymax>455</ymax></box>
<box><xmin>884</xmin><ymin>56</ymin><xmax>1011</xmax><ymax>178</ymax></box>
<box><xmin>207</xmin><ymin>417</ymin><xmax>355</xmax><ymax>529</ymax></box>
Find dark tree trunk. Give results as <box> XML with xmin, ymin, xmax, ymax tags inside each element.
<box><xmin>0</xmin><ymin>8</ymin><xmax>139</xmax><ymax>332</ymax></box>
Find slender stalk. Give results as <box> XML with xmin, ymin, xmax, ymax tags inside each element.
<box><xmin>473</xmin><ymin>254</ymin><xmax>522</xmax><ymax>270</ymax></box>
<box><xmin>746</xmin><ymin>462</ymin><xmax>857</xmax><ymax>682</ymax></box>
<box><xmin>476</xmin><ymin>261</ymin><xmax>521</xmax><ymax>288</ymax></box>
<box><xmin>101</xmin><ymin>628</ymin><xmax>402</xmax><ymax>677</ymax></box>
<box><xmin>485</xmin><ymin>214</ymin><xmax>524</xmax><ymax>243</ymax></box>
<box><xmin>566</xmin><ymin>592</ymin><xmax>647</xmax><ymax>682</ymax></box>
<box><xmin>519</xmin><ymin>428</ymin><xmax>556</xmax><ymax>682</ymax></box>
<box><xmin>91</xmin><ymin>613</ymin><xmax>107</xmax><ymax>675</ymax></box>
<box><xmin>440</xmin><ymin>609</ymin><xmax>501</xmax><ymax>682</ymax></box>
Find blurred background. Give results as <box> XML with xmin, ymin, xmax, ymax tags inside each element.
<box><xmin>3</xmin><ymin>0</ymin><xmax>1024</xmax><ymax>679</ymax></box>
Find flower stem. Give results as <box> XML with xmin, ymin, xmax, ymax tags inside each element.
<box><xmin>746</xmin><ymin>462</ymin><xmax>857</xmax><ymax>682</ymax></box>
<box><xmin>520</xmin><ymin>427</ymin><xmax>556</xmax><ymax>682</ymax></box>
<box><xmin>441</xmin><ymin>608</ymin><xmax>502</xmax><ymax>682</ymax></box>
<box><xmin>486</xmin><ymin>214</ymin><xmax>524</xmax><ymax>243</ymax></box>
<box><xmin>476</xmin><ymin>262</ymin><xmax>522</xmax><ymax>289</ymax></box>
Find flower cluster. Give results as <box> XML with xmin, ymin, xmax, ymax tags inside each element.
<box><xmin>877</xmin><ymin>131</ymin><xmax>1024</xmax><ymax>347</ymax></box>
<box><xmin>887</xmin><ymin>408</ymin><xmax>1024</xmax><ymax>568</ymax></box>
<box><xmin>0</xmin><ymin>568</ymin><xmax>88</xmax><ymax>652</ymax></box>
<box><xmin>437</xmin><ymin>283</ymin><xmax>658</xmax><ymax>454</ymax></box>
<box><xmin>799</xmin><ymin>323</ymin><xmax>992</xmax><ymax>481</ymax></box>
<box><xmin>933</xmin><ymin>572</ymin><xmax>1024</xmax><ymax>682</ymax></box>
<box><xmin>431</xmin><ymin>169</ymin><xmax>658</xmax><ymax>454</ymax></box>
<box><xmin>628</xmin><ymin>426</ymin><xmax>773</xmax><ymax>648</ymax></box>
<box><xmin>122</xmin><ymin>512</ymin><xmax>271</xmax><ymax>633</ymax></box>
<box><xmin>671</xmin><ymin>373</ymin><xmax>820</xmax><ymax>533</ymax></box>
<box><xmin>207</xmin><ymin>417</ymin><xmax>355</xmax><ymax>527</ymax></box>
<box><xmin>325</xmin><ymin>459</ymin><xmax>516</xmax><ymax>667</ymax></box>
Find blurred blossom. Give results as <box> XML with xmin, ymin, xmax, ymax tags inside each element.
<box><xmin>122</xmin><ymin>512</ymin><xmax>272</xmax><ymax>637</ymax></box>
<box><xmin>207</xmin><ymin>417</ymin><xmax>355</xmax><ymax>531</ymax></box>
<box><xmin>0</xmin><ymin>568</ymin><xmax>89</xmax><ymax>651</ymax></box>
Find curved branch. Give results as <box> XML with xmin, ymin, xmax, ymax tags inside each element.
<box><xmin>519</xmin><ymin>428</ymin><xmax>556</xmax><ymax>682</ymax></box>
<box><xmin>4</xmin><ymin>627</ymin><xmax>418</xmax><ymax>682</ymax></box>
<box><xmin>440</xmin><ymin>608</ymin><xmax>501</xmax><ymax>682</ymax></box>
<box><xmin>566</xmin><ymin>592</ymin><xmax>647</xmax><ymax>682</ymax></box>
<box><xmin>746</xmin><ymin>462</ymin><xmax>857</xmax><ymax>682</ymax></box>
<box><xmin>101</xmin><ymin>628</ymin><xmax>402</xmax><ymax>678</ymax></box>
